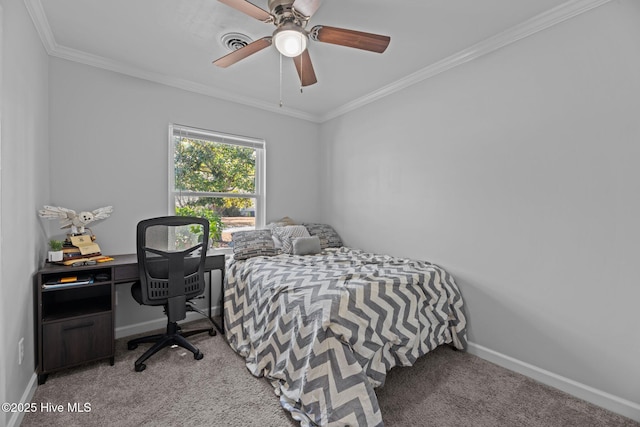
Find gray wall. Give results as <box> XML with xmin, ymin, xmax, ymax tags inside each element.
<box><xmin>319</xmin><ymin>0</ymin><xmax>639</xmax><ymax>407</ymax></box>
<box><xmin>0</xmin><ymin>0</ymin><xmax>50</xmax><ymax>425</ymax></box>
<box><xmin>47</xmin><ymin>58</ymin><xmax>322</xmax><ymax>332</ymax></box>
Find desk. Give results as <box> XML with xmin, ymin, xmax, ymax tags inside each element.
<box><xmin>108</xmin><ymin>253</ymin><xmax>225</xmax><ymax>331</ymax></box>
<box><xmin>34</xmin><ymin>253</ymin><xmax>225</xmax><ymax>384</ymax></box>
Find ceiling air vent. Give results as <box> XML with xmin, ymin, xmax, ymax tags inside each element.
<box><xmin>221</xmin><ymin>32</ymin><xmax>253</xmax><ymax>51</ymax></box>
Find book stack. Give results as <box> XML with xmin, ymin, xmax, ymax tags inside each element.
<box><xmin>62</xmin><ymin>245</ymin><xmax>90</xmax><ymax>261</ymax></box>
<box><xmin>42</xmin><ymin>275</ymin><xmax>94</xmax><ymax>289</ymax></box>
<box><xmin>62</xmin><ymin>234</ymin><xmax>102</xmax><ymax>261</ymax></box>
<box><xmin>50</xmin><ymin>233</ymin><xmax>114</xmax><ymax>266</ymax></box>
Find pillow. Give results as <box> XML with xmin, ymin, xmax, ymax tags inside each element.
<box><xmin>266</xmin><ymin>221</ymin><xmax>290</xmax><ymax>249</ymax></box>
<box><xmin>231</xmin><ymin>229</ymin><xmax>279</xmax><ymax>260</ymax></box>
<box><xmin>274</xmin><ymin>225</ymin><xmax>310</xmax><ymax>254</ymax></box>
<box><xmin>293</xmin><ymin>236</ymin><xmax>322</xmax><ymax>256</ymax></box>
<box><xmin>275</xmin><ymin>216</ymin><xmax>296</xmax><ymax>225</ymax></box>
<box><xmin>302</xmin><ymin>223</ymin><xmax>343</xmax><ymax>249</ymax></box>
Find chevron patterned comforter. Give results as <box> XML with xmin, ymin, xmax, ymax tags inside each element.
<box><xmin>224</xmin><ymin>247</ymin><xmax>467</xmax><ymax>426</ymax></box>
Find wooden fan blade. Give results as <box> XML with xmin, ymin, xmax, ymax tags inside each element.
<box><xmin>292</xmin><ymin>0</ymin><xmax>322</xmax><ymax>18</ymax></box>
<box><xmin>310</xmin><ymin>25</ymin><xmax>390</xmax><ymax>53</ymax></box>
<box><xmin>218</xmin><ymin>0</ymin><xmax>273</xmax><ymax>23</ymax></box>
<box><xmin>293</xmin><ymin>49</ymin><xmax>317</xmax><ymax>87</ymax></box>
<box><xmin>213</xmin><ymin>37</ymin><xmax>272</xmax><ymax>68</ymax></box>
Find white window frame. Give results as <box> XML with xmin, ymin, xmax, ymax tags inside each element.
<box><xmin>168</xmin><ymin>124</ymin><xmax>266</xmax><ymax>246</ymax></box>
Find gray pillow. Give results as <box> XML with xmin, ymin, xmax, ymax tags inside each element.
<box><xmin>292</xmin><ymin>236</ymin><xmax>321</xmax><ymax>256</ymax></box>
<box><xmin>232</xmin><ymin>229</ymin><xmax>278</xmax><ymax>260</ymax></box>
<box><xmin>302</xmin><ymin>223</ymin><xmax>343</xmax><ymax>249</ymax></box>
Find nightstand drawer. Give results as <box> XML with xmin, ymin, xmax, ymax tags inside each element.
<box><xmin>42</xmin><ymin>312</ymin><xmax>113</xmax><ymax>371</ymax></box>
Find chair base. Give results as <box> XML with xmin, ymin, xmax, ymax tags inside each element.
<box><xmin>127</xmin><ymin>321</ymin><xmax>215</xmax><ymax>371</ymax></box>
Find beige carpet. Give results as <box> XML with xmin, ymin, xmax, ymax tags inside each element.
<box><xmin>22</xmin><ymin>320</ymin><xmax>638</xmax><ymax>426</ymax></box>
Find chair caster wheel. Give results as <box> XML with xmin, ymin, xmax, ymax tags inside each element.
<box><xmin>128</xmin><ymin>343</ymin><xmax>138</xmax><ymax>350</ymax></box>
<box><xmin>135</xmin><ymin>363</ymin><xmax>146</xmax><ymax>372</ymax></box>
<box><xmin>208</xmin><ymin>329</ymin><xmax>216</xmax><ymax>336</ymax></box>
<box><xmin>194</xmin><ymin>350</ymin><xmax>204</xmax><ymax>360</ymax></box>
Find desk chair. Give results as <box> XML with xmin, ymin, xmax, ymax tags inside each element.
<box><xmin>127</xmin><ymin>216</ymin><xmax>215</xmax><ymax>372</ymax></box>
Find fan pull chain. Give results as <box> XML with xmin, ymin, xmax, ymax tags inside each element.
<box><xmin>279</xmin><ymin>54</ymin><xmax>283</xmax><ymax>108</ymax></box>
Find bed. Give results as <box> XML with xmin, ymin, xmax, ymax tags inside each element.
<box><xmin>223</xmin><ymin>224</ymin><xmax>467</xmax><ymax>426</ymax></box>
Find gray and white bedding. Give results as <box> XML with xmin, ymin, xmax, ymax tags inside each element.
<box><xmin>224</xmin><ymin>247</ymin><xmax>467</xmax><ymax>426</ymax></box>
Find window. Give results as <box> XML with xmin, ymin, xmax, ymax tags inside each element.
<box><xmin>169</xmin><ymin>124</ymin><xmax>265</xmax><ymax>249</ymax></box>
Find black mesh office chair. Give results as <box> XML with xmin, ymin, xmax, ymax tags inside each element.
<box><xmin>127</xmin><ymin>216</ymin><xmax>215</xmax><ymax>372</ymax></box>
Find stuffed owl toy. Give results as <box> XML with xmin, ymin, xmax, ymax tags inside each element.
<box><xmin>39</xmin><ymin>205</ymin><xmax>113</xmax><ymax>234</ymax></box>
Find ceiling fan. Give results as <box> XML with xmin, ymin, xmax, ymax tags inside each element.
<box><xmin>213</xmin><ymin>0</ymin><xmax>391</xmax><ymax>87</ymax></box>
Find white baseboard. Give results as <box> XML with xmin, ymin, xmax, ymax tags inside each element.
<box><xmin>467</xmin><ymin>341</ymin><xmax>640</xmax><ymax>422</ymax></box>
<box><xmin>7</xmin><ymin>373</ymin><xmax>38</xmax><ymax>427</ymax></box>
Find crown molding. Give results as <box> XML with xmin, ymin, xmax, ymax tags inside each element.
<box><xmin>319</xmin><ymin>0</ymin><xmax>612</xmax><ymax>122</ymax></box>
<box><xmin>53</xmin><ymin>43</ymin><xmax>320</xmax><ymax>122</ymax></box>
<box><xmin>25</xmin><ymin>0</ymin><xmax>611</xmax><ymax>124</ymax></box>
<box><xmin>24</xmin><ymin>0</ymin><xmax>56</xmax><ymax>54</ymax></box>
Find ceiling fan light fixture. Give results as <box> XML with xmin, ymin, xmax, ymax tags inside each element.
<box><xmin>273</xmin><ymin>24</ymin><xmax>307</xmax><ymax>57</ymax></box>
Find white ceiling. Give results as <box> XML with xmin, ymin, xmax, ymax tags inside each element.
<box><xmin>26</xmin><ymin>0</ymin><xmax>607</xmax><ymax>122</ymax></box>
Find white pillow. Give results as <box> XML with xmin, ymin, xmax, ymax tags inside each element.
<box><xmin>274</xmin><ymin>225</ymin><xmax>310</xmax><ymax>254</ymax></box>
